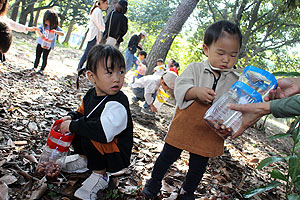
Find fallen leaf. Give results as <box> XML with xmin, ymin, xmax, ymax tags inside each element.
<box><xmin>0</xmin><ymin>181</ymin><xmax>8</xmax><ymax>200</ymax></box>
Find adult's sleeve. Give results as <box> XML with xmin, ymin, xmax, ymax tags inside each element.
<box><xmin>69</xmin><ymin>101</ymin><xmax>128</xmax><ymax>143</ymax></box>
<box><xmin>117</xmin><ymin>17</ymin><xmax>128</xmax><ymax>44</ymax></box>
<box><xmin>270</xmin><ymin>95</ymin><xmax>300</xmax><ymax>118</ymax></box>
<box><xmin>91</xmin><ymin>9</ymin><xmax>105</xmax><ymax>32</ymax></box>
<box><xmin>5</xmin><ymin>17</ymin><xmax>27</xmax><ymax>33</ymax></box>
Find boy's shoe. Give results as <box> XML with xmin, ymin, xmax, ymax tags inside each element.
<box><xmin>132</xmin><ymin>96</ymin><xmax>139</xmax><ymax>103</ymax></box>
<box><xmin>142</xmin><ymin>179</ymin><xmax>162</xmax><ymax>199</ymax></box>
<box><xmin>61</xmin><ymin>154</ymin><xmax>89</xmax><ymax>173</ymax></box>
<box><xmin>176</xmin><ymin>188</ymin><xmax>195</xmax><ymax>200</ymax></box>
<box><xmin>74</xmin><ymin>172</ymin><xmax>110</xmax><ymax>200</ymax></box>
<box><xmin>141</xmin><ymin>107</ymin><xmax>155</xmax><ymax>116</ymax></box>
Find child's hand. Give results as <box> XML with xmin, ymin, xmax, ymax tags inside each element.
<box><xmin>195</xmin><ymin>87</ymin><xmax>216</xmax><ymax>104</ymax></box>
<box><xmin>150</xmin><ymin>104</ymin><xmax>157</xmax><ymax>112</ymax></box>
<box><xmin>61</xmin><ymin>116</ymin><xmax>72</xmax><ymax>121</ymax></box>
<box><xmin>60</xmin><ymin>120</ymin><xmax>71</xmax><ymax>134</ymax></box>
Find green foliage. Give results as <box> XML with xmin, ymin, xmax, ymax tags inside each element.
<box><xmin>244</xmin><ymin>117</ymin><xmax>300</xmax><ymax>199</ymax></box>
<box><xmin>105</xmin><ymin>189</ymin><xmax>121</xmax><ymax>199</ymax></box>
<box><xmin>183</xmin><ymin>0</ymin><xmax>300</xmax><ymax>71</ymax></box>
<box><xmin>127</xmin><ymin>0</ymin><xmax>180</xmax><ymax>32</ymax></box>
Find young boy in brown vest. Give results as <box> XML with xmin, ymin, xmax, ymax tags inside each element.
<box><xmin>142</xmin><ymin>20</ymin><xmax>243</xmax><ymax>200</ymax></box>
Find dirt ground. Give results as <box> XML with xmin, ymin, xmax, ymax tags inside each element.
<box><xmin>0</xmin><ymin>32</ymin><xmax>292</xmax><ymax>199</ymax></box>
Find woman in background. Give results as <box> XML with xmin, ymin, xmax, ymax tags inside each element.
<box><xmin>77</xmin><ymin>0</ymin><xmax>108</xmax><ymax>72</ymax></box>
<box><xmin>102</xmin><ymin>0</ymin><xmax>128</xmax><ymax>48</ymax></box>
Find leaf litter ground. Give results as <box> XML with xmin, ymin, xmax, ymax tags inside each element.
<box><xmin>0</xmin><ymin>33</ymin><xmax>291</xmax><ymax>199</ymax></box>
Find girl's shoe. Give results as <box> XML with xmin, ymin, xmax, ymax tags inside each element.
<box><xmin>74</xmin><ymin>172</ymin><xmax>110</xmax><ymax>200</ymax></box>
<box><xmin>176</xmin><ymin>188</ymin><xmax>195</xmax><ymax>200</ymax></box>
<box><xmin>142</xmin><ymin>179</ymin><xmax>162</xmax><ymax>199</ymax></box>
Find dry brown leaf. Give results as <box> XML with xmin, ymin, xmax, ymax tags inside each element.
<box><xmin>30</xmin><ymin>177</ymin><xmax>47</xmax><ymax>200</ymax></box>
<box><xmin>220</xmin><ymin>168</ymin><xmax>230</xmax><ymax>181</ymax></box>
<box><xmin>0</xmin><ymin>181</ymin><xmax>8</xmax><ymax>200</ymax></box>
<box><xmin>250</xmin><ymin>158</ymin><xmax>260</xmax><ymax>163</ymax></box>
<box><xmin>24</xmin><ymin>154</ymin><xmax>38</xmax><ymax>164</ymax></box>
<box><xmin>14</xmin><ymin>141</ymin><xmax>28</xmax><ymax>145</ymax></box>
<box><xmin>0</xmin><ymin>174</ymin><xmax>18</xmax><ymax>185</ymax></box>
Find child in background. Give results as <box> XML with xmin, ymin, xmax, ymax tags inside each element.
<box><xmin>169</xmin><ymin>61</ymin><xmax>179</xmax><ymax>75</ymax></box>
<box><xmin>59</xmin><ymin>45</ymin><xmax>133</xmax><ymax>199</ymax></box>
<box><xmin>167</xmin><ymin>58</ymin><xmax>176</xmax><ymax>71</ymax></box>
<box><xmin>33</xmin><ymin>9</ymin><xmax>64</xmax><ymax>75</ymax></box>
<box><xmin>131</xmin><ymin>71</ymin><xmax>178</xmax><ymax>116</ymax></box>
<box><xmin>142</xmin><ymin>20</ymin><xmax>242</xmax><ymax>199</ymax></box>
<box><xmin>0</xmin><ymin>0</ymin><xmax>37</xmax><ymax>62</ymax></box>
<box><xmin>132</xmin><ymin>50</ymin><xmax>147</xmax><ymax>83</ymax></box>
<box><xmin>0</xmin><ymin>20</ymin><xmax>12</xmax><ymax>55</ymax></box>
<box><xmin>153</xmin><ymin>58</ymin><xmax>166</xmax><ymax>76</ymax></box>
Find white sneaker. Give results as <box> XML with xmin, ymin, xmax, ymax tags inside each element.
<box><xmin>61</xmin><ymin>154</ymin><xmax>89</xmax><ymax>173</ymax></box>
<box><xmin>74</xmin><ymin>172</ymin><xmax>110</xmax><ymax>200</ymax></box>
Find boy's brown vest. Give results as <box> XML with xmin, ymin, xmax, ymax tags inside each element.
<box><xmin>165</xmin><ymin>101</ymin><xmax>224</xmax><ymax>158</ymax></box>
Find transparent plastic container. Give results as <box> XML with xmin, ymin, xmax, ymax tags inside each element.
<box><xmin>36</xmin><ymin>119</ymin><xmax>74</xmax><ymax>179</ymax></box>
<box><xmin>204</xmin><ymin>81</ymin><xmax>263</xmax><ymax>139</ymax></box>
<box><xmin>204</xmin><ymin>66</ymin><xmax>277</xmax><ymax>139</ymax></box>
<box><xmin>41</xmin><ymin>30</ymin><xmax>55</xmax><ymax>50</ymax></box>
<box><xmin>153</xmin><ymin>88</ymin><xmax>170</xmax><ymax>110</ymax></box>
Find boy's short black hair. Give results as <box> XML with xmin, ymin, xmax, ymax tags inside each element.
<box><xmin>204</xmin><ymin>20</ymin><xmax>242</xmax><ymax>48</ymax></box>
<box><xmin>174</xmin><ymin>62</ymin><xmax>179</xmax><ymax>68</ymax></box>
<box><xmin>86</xmin><ymin>44</ymin><xmax>125</xmax><ymax>74</ymax></box>
<box><xmin>157</xmin><ymin>58</ymin><xmax>164</xmax><ymax>63</ymax></box>
<box><xmin>138</xmin><ymin>50</ymin><xmax>147</xmax><ymax>58</ymax></box>
<box><xmin>77</xmin><ymin>44</ymin><xmax>125</xmax><ymax>89</ymax></box>
<box><xmin>0</xmin><ymin>20</ymin><xmax>12</xmax><ymax>53</ymax></box>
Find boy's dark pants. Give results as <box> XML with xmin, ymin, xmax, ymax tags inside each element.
<box><xmin>132</xmin><ymin>87</ymin><xmax>156</xmax><ymax>109</ymax></box>
<box><xmin>151</xmin><ymin>143</ymin><xmax>209</xmax><ymax>194</ymax></box>
<box><xmin>34</xmin><ymin>44</ymin><xmax>51</xmax><ymax>71</ymax></box>
<box><xmin>71</xmin><ymin>134</ymin><xmax>106</xmax><ymax>171</ymax></box>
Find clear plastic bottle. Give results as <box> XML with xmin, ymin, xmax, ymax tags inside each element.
<box><xmin>204</xmin><ymin>81</ymin><xmax>263</xmax><ymax>139</ymax></box>
<box><xmin>36</xmin><ymin>120</ymin><xmax>74</xmax><ymax>179</ymax></box>
<box><xmin>41</xmin><ymin>30</ymin><xmax>55</xmax><ymax>50</ymax></box>
<box><xmin>204</xmin><ymin>66</ymin><xmax>277</xmax><ymax>139</ymax></box>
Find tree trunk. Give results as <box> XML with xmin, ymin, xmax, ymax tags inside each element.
<box><xmin>29</xmin><ymin>10</ymin><xmax>34</xmax><ymax>27</ymax></box>
<box><xmin>10</xmin><ymin>0</ymin><xmax>21</xmax><ymax>21</ymax></box>
<box><xmin>79</xmin><ymin>28</ymin><xmax>89</xmax><ymax>50</ymax></box>
<box><xmin>34</xmin><ymin>10</ymin><xmax>40</xmax><ymax>26</ymax></box>
<box><xmin>63</xmin><ymin>20</ymin><xmax>75</xmax><ymax>44</ymax></box>
<box><xmin>146</xmin><ymin>0</ymin><xmax>199</xmax><ymax>74</ymax></box>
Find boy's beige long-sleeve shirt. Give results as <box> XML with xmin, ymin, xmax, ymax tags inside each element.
<box><xmin>165</xmin><ymin>60</ymin><xmax>239</xmax><ymax>157</ymax></box>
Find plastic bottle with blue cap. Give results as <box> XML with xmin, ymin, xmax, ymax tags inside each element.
<box><xmin>204</xmin><ymin>66</ymin><xmax>278</xmax><ymax>139</ymax></box>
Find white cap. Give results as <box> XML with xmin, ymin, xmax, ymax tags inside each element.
<box><xmin>162</xmin><ymin>71</ymin><xmax>178</xmax><ymax>90</ymax></box>
<box><xmin>140</xmin><ymin>30</ymin><xmax>147</xmax><ymax>38</ymax></box>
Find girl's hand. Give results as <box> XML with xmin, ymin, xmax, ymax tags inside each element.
<box><xmin>61</xmin><ymin>116</ymin><xmax>72</xmax><ymax>121</ymax></box>
<box><xmin>150</xmin><ymin>104</ymin><xmax>157</xmax><ymax>112</ymax></box>
<box><xmin>60</xmin><ymin>120</ymin><xmax>71</xmax><ymax>134</ymax></box>
<box><xmin>195</xmin><ymin>87</ymin><xmax>216</xmax><ymax>104</ymax></box>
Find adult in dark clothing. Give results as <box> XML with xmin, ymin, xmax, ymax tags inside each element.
<box><xmin>125</xmin><ymin>31</ymin><xmax>146</xmax><ymax>72</ymax></box>
<box><xmin>102</xmin><ymin>0</ymin><xmax>128</xmax><ymax>49</ymax></box>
